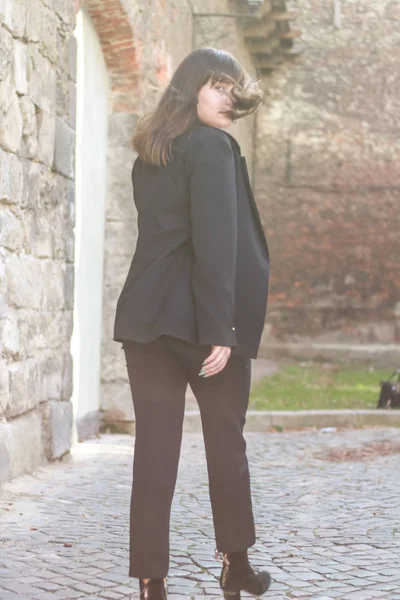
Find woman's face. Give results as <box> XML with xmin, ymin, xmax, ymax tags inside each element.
<box><xmin>196</xmin><ymin>79</ymin><xmax>235</xmax><ymax>129</ymax></box>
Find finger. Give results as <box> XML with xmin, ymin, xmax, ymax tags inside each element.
<box><xmin>201</xmin><ymin>361</ymin><xmax>225</xmax><ymax>377</ymax></box>
<box><xmin>202</xmin><ymin>350</ymin><xmax>230</xmax><ymax>376</ymax></box>
<box><xmin>206</xmin><ymin>346</ymin><xmax>231</xmax><ymax>364</ymax></box>
<box><xmin>203</xmin><ymin>358</ymin><xmax>226</xmax><ymax>376</ymax></box>
<box><xmin>205</xmin><ymin>358</ymin><xmax>229</xmax><ymax>377</ymax></box>
<box><xmin>203</xmin><ymin>347</ymin><xmax>230</xmax><ymax>369</ymax></box>
<box><xmin>202</xmin><ymin>346</ymin><xmax>223</xmax><ymax>366</ymax></box>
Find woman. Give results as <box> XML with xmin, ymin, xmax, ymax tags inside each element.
<box><xmin>113</xmin><ymin>48</ymin><xmax>271</xmax><ymax>600</ymax></box>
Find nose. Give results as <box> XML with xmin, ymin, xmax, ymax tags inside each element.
<box><xmin>223</xmin><ymin>91</ymin><xmax>234</xmax><ymax>108</ymax></box>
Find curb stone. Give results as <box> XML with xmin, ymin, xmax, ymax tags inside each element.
<box><xmin>183</xmin><ymin>409</ymin><xmax>400</xmax><ymax>432</ymax></box>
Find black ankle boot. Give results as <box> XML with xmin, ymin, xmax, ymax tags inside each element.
<box><xmin>139</xmin><ymin>578</ymin><xmax>167</xmax><ymax>600</ymax></box>
<box><xmin>219</xmin><ymin>551</ymin><xmax>271</xmax><ymax>599</ymax></box>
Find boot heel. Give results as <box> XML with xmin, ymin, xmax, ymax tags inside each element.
<box><xmin>223</xmin><ymin>591</ymin><xmax>240</xmax><ymax>600</ymax></box>
<box><xmin>220</xmin><ymin>551</ymin><xmax>271</xmax><ymax>599</ymax></box>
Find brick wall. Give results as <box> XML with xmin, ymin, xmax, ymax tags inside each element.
<box><xmin>255</xmin><ymin>0</ymin><xmax>400</xmax><ymax>364</ymax></box>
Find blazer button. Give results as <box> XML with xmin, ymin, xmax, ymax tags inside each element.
<box><xmin>232</xmin><ymin>327</ymin><xmax>235</xmax><ymax>331</ymax></box>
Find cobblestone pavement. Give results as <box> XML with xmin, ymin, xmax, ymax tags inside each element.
<box><xmin>1</xmin><ymin>427</ymin><xmax>400</xmax><ymax>600</ymax></box>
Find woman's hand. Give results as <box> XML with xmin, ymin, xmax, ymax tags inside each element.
<box><xmin>199</xmin><ymin>345</ymin><xmax>232</xmax><ymax>378</ymax></box>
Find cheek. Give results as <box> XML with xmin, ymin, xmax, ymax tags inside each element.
<box><xmin>208</xmin><ymin>90</ymin><xmax>221</xmax><ymax>109</ymax></box>
<box><xmin>199</xmin><ymin>90</ymin><xmax>219</xmax><ymax>113</ymax></box>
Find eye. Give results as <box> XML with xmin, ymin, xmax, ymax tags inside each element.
<box><xmin>214</xmin><ymin>84</ymin><xmax>226</xmax><ymax>92</ymax></box>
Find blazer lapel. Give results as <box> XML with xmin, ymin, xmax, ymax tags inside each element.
<box><xmin>240</xmin><ymin>156</ymin><xmax>269</xmax><ymax>258</ymax></box>
<box><xmin>194</xmin><ymin>123</ymin><xmax>270</xmax><ymax>259</ymax></box>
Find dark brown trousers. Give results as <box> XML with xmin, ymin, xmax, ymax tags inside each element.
<box><xmin>122</xmin><ymin>335</ymin><xmax>256</xmax><ymax>578</ymax></box>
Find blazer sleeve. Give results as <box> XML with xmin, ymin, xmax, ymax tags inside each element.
<box><xmin>185</xmin><ymin>127</ymin><xmax>238</xmax><ymax>348</ymax></box>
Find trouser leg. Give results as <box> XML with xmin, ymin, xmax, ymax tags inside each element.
<box><xmin>168</xmin><ymin>338</ymin><xmax>256</xmax><ymax>553</ymax></box>
<box><xmin>123</xmin><ymin>338</ymin><xmax>188</xmax><ymax>578</ymax></box>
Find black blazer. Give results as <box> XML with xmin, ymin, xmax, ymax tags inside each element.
<box><xmin>113</xmin><ymin>121</ymin><xmax>270</xmax><ymax>358</ymax></box>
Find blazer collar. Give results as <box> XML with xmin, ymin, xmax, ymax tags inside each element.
<box><xmin>191</xmin><ymin>118</ymin><xmax>242</xmax><ymax>156</ymax></box>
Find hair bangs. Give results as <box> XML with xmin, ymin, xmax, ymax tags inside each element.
<box><xmin>204</xmin><ymin>50</ymin><xmax>246</xmax><ymax>87</ymax></box>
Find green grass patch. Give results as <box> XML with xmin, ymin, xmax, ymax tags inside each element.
<box><xmin>249</xmin><ymin>363</ymin><xmax>388</xmax><ymax>411</ymax></box>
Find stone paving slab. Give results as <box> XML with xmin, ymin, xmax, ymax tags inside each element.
<box><xmin>1</xmin><ymin>428</ymin><xmax>400</xmax><ymax>599</ymax></box>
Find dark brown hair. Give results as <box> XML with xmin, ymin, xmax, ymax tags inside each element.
<box><xmin>133</xmin><ymin>47</ymin><xmax>263</xmax><ymax>166</ymax></box>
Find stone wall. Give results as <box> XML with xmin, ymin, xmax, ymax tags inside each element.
<box><xmin>99</xmin><ymin>0</ymin><xmax>194</xmax><ymax>431</ymax></box>
<box><xmin>255</xmin><ymin>0</ymin><xmax>400</xmax><ymax>365</ymax></box>
<box><xmin>100</xmin><ymin>0</ymin><xmax>259</xmax><ymax>432</ymax></box>
<box><xmin>0</xmin><ymin>0</ymin><xmax>77</xmax><ymax>482</ymax></box>
<box><xmin>0</xmin><ymin>0</ymin><xmax>261</xmax><ymax>483</ymax></box>
<box><xmin>5</xmin><ymin>0</ymin><xmax>395</xmax><ymax>483</ymax></box>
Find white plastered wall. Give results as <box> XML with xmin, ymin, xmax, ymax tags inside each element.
<box><xmin>71</xmin><ymin>7</ymin><xmax>109</xmax><ymax>443</ymax></box>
